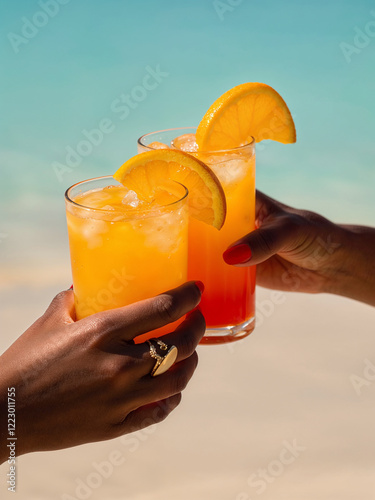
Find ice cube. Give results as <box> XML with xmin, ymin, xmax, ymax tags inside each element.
<box><xmin>122</xmin><ymin>189</ymin><xmax>140</xmax><ymax>208</ymax></box>
<box><xmin>171</xmin><ymin>133</ymin><xmax>198</xmax><ymax>153</ymax></box>
<box><xmin>134</xmin><ymin>207</ymin><xmax>186</xmax><ymax>253</ymax></box>
<box><xmin>81</xmin><ymin>190</ymin><xmax>113</xmax><ymax>208</ymax></box>
<box><xmin>211</xmin><ymin>158</ymin><xmax>248</xmax><ymax>186</ymax></box>
<box><xmin>148</xmin><ymin>141</ymin><xmax>170</xmax><ymax>149</ymax></box>
<box><xmin>80</xmin><ymin>220</ymin><xmax>109</xmax><ymax>249</ymax></box>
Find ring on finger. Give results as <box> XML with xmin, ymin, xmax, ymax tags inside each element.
<box><xmin>147</xmin><ymin>339</ymin><xmax>178</xmax><ymax>377</ymax></box>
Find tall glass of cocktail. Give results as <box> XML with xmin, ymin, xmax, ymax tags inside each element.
<box><xmin>138</xmin><ymin>128</ymin><xmax>256</xmax><ymax>343</ymax></box>
<box><xmin>65</xmin><ymin>176</ymin><xmax>189</xmax><ymax>333</ymax></box>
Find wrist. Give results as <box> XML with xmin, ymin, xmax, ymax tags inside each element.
<box><xmin>325</xmin><ymin>224</ymin><xmax>375</xmax><ymax>305</ymax></box>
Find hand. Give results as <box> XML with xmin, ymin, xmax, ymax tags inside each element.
<box><xmin>223</xmin><ymin>191</ymin><xmax>375</xmax><ymax>305</ymax></box>
<box><xmin>0</xmin><ymin>282</ymin><xmax>205</xmax><ymax>463</ymax></box>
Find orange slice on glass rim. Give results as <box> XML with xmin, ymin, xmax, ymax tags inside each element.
<box><xmin>196</xmin><ymin>82</ymin><xmax>296</xmax><ymax>150</ymax></box>
<box><xmin>113</xmin><ymin>149</ymin><xmax>226</xmax><ymax>230</ymax></box>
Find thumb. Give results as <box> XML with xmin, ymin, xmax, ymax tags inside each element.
<box><xmin>223</xmin><ymin>216</ymin><xmax>294</xmax><ymax>266</ymax></box>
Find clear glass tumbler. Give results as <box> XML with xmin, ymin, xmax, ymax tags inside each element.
<box><xmin>138</xmin><ymin>128</ymin><xmax>256</xmax><ymax>344</ymax></box>
<box><xmin>65</xmin><ymin>175</ymin><xmax>189</xmax><ymax>342</ymax></box>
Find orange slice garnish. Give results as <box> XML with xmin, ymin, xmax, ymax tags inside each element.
<box><xmin>196</xmin><ymin>82</ymin><xmax>296</xmax><ymax>150</ymax></box>
<box><xmin>113</xmin><ymin>150</ymin><xmax>226</xmax><ymax>230</ymax></box>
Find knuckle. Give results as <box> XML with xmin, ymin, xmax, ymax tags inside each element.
<box><xmin>194</xmin><ymin>310</ymin><xmax>206</xmax><ymax>335</ymax></box>
<box><xmin>278</xmin><ymin>213</ymin><xmax>301</xmax><ymax>234</ymax></box>
<box><xmin>154</xmin><ymin>294</ymin><xmax>182</xmax><ymax>324</ymax></box>
<box><xmin>91</xmin><ymin>313</ymin><xmax>116</xmax><ymax>333</ymax></box>
<box><xmin>77</xmin><ymin>317</ymin><xmax>110</xmax><ymax>347</ymax></box>
<box><xmin>98</xmin><ymin>358</ymin><xmax>121</xmax><ymax>386</ymax></box>
<box><xmin>100</xmin><ymin>356</ymin><xmax>138</xmax><ymax>393</ymax></box>
<box><xmin>82</xmin><ymin>312</ymin><xmax>120</xmax><ymax>341</ymax></box>
<box><xmin>152</xmin><ymin>395</ymin><xmax>181</xmax><ymax>423</ymax></box>
<box><xmin>299</xmin><ymin>210</ymin><xmax>328</xmax><ymax>228</ymax></box>
<box><xmin>171</xmin><ymin>367</ymin><xmax>190</xmax><ymax>394</ymax></box>
<box><xmin>115</xmin><ymin>349</ymin><xmax>146</xmax><ymax>380</ymax></box>
<box><xmin>176</xmin><ymin>311</ymin><xmax>206</xmax><ymax>354</ymax></box>
<box><xmin>179</xmin><ymin>327</ymin><xmax>200</xmax><ymax>356</ymax></box>
<box><xmin>257</xmin><ymin>229</ymin><xmax>277</xmax><ymax>254</ymax></box>
<box><xmin>118</xmin><ymin>354</ymin><xmax>140</xmax><ymax>374</ymax></box>
<box><xmin>171</xmin><ymin>354</ymin><xmax>198</xmax><ymax>393</ymax></box>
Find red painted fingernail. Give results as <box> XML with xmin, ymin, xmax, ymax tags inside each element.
<box><xmin>68</xmin><ymin>284</ymin><xmax>73</xmax><ymax>290</ymax></box>
<box><xmin>223</xmin><ymin>244</ymin><xmax>252</xmax><ymax>265</ymax></box>
<box><xmin>194</xmin><ymin>281</ymin><xmax>205</xmax><ymax>294</ymax></box>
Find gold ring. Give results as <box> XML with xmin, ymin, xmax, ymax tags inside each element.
<box><xmin>147</xmin><ymin>339</ymin><xmax>178</xmax><ymax>377</ymax></box>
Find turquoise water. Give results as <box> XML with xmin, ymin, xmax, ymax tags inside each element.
<box><xmin>1</xmin><ymin>0</ymin><xmax>374</xmax><ymax>266</ymax></box>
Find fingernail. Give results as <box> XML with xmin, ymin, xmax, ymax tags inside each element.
<box><xmin>68</xmin><ymin>284</ymin><xmax>73</xmax><ymax>290</ymax></box>
<box><xmin>194</xmin><ymin>281</ymin><xmax>205</xmax><ymax>294</ymax></box>
<box><xmin>223</xmin><ymin>244</ymin><xmax>252</xmax><ymax>265</ymax></box>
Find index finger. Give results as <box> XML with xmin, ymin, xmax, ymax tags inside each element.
<box><xmin>84</xmin><ymin>281</ymin><xmax>204</xmax><ymax>343</ymax></box>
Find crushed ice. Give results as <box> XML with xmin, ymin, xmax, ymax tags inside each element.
<box><xmin>171</xmin><ymin>133</ymin><xmax>198</xmax><ymax>153</ymax></box>
<box><xmin>122</xmin><ymin>189</ymin><xmax>140</xmax><ymax>208</ymax></box>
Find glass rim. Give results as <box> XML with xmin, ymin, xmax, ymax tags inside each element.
<box><xmin>137</xmin><ymin>126</ymin><xmax>255</xmax><ymax>154</ymax></box>
<box><xmin>65</xmin><ymin>175</ymin><xmax>189</xmax><ymax>217</ymax></box>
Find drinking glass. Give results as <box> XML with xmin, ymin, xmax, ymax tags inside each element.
<box><xmin>65</xmin><ymin>175</ymin><xmax>189</xmax><ymax>340</ymax></box>
<box><xmin>138</xmin><ymin>128</ymin><xmax>256</xmax><ymax>343</ymax></box>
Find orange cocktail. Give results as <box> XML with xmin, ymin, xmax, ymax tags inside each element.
<box><xmin>187</xmin><ymin>139</ymin><xmax>256</xmax><ymax>339</ymax></box>
<box><xmin>65</xmin><ymin>176</ymin><xmax>188</xmax><ymax>321</ymax></box>
<box><xmin>138</xmin><ymin>129</ymin><xmax>256</xmax><ymax>343</ymax></box>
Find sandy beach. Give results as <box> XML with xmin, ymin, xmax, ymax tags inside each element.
<box><xmin>1</xmin><ymin>276</ymin><xmax>374</xmax><ymax>500</ymax></box>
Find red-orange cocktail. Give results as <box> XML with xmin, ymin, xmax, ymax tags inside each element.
<box><xmin>138</xmin><ymin>128</ymin><xmax>256</xmax><ymax>343</ymax></box>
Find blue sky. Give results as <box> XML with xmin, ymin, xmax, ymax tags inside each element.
<box><xmin>1</xmin><ymin>0</ymin><xmax>374</xmax><ymax>264</ymax></box>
